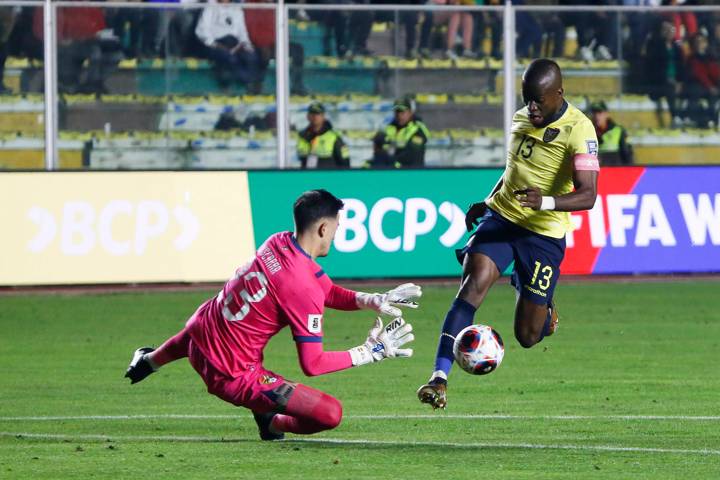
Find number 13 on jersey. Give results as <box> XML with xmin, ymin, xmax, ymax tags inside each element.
<box><xmin>219</xmin><ymin>270</ymin><xmax>269</xmax><ymax>322</ymax></box>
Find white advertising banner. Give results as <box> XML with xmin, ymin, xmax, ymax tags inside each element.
<box><xmin>0</xmin><ymin>172</ymin><xmax>255</xmax><ymax>285</ymax></box>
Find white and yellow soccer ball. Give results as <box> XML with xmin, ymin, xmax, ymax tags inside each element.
<box><xmin>453</xmin><ymin>324</ymin><xmax>505</xmax><ymax>375</ymax></box>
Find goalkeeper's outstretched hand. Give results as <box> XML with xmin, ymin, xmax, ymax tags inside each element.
<box><xmin>348</xmin><ymin>317</ymin><xmax>415</xmax><ymax>366</ymax></box>
<box><xmin>356</xmin><ymin>283</ymin><xmax>423</xmax><ymax>317</ymax></box>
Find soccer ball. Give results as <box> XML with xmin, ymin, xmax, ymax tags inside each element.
<box><xmin>453</xmin><ymin>324</ymin><xmax>505</xmax><ymax>375</ymax></box>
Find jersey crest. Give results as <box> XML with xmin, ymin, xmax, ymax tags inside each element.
<box><xmin>543</xmin><ymin>127</ymin><xmax>560</xmax><ymax>143</ymax></box>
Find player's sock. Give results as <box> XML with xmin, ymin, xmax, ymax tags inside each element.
<box><xmin>270</xmin><ymin>384</ymin><xmax>342</xmax><ymax>435</ymax></box>
<box><xmin>148</xmin><ymin>328</ymin><xmax>191</xmax><ymax>367</ymax></box>
<box><xmin>253</xmin><ymin>412</ymin><xmax>284</xmax><ymax>441</ymax></box>
<box><xmin>432</xmin><ymin>298</ymin><xmax>477</xmax><ymax>378</ymax></box>
<box><xmin>538</xmin><ymin>306</ymin><xmax>553</xmax><ymax>341</ymax></box>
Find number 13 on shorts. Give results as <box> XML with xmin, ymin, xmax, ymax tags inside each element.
<box><xmin>530</xmin><ymin>261</ymin><xmax>553</xmax><ymax>290</ymax></box>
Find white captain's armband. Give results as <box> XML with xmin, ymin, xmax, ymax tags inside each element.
<box><xmin>573</xmin><ymin>154</ymin><xmax>600</xmax><ymax>171</ymax></box>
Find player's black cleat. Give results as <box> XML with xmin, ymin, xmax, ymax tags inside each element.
<box><xmin>253</xmin><ymin>412</ymin><xmax>284</xmax><ymax>441</ymax></box>
<box><xmin>125</xmin><ymin>347</ymin><xmax>156</xmax><ymax>384</ymax></box>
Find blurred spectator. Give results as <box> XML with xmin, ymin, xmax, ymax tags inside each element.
<box><xmin>195</xmin><ymin>0</ymin><xmax>264</xmax><ymax>93</ymax></box>
<box><xmin>644</xmin><ymin>19</ymin><xmax>685</xmax><ymax>127</ymax></box>
<box><xmin>297</xmin><ymin>102</ymin><xmax>350</xmax><ymax>169</ymax></box>
<box><xmin>590</xmin><ymin>101</ymin><xmax>634</xmax><ymax>165</ymax></box>
<box><xmin>106</xmin><ymin>1</ymin><xmax>144</xmax><ymax>59</ymax></box>
<box><xmin>415</xmin><ymin>7</ymin><xmax>436</xmax><ymax>59</ymax></box>
<box><xmin>433</xmin><ymin>0</ymin><xmax>476</xmax><ymax>60</ymax></box>
<box><xmin>6</xmin><ymin>7</ymin><xmax>42</xmax><ymax>65</ymax></box>
<box><xmin>623</xmin><ymin>0</ymin><xmax>661</xmax><ymax>59</ymax></box>
<box><xmin>662</xmin><ymin>0</ymin><xmax>697</xmax><ymax>42</ymax></box>
<box><xmin>394</xmin><ymin>0</ymin><xmax>432</xmax><ymax>58</ymax></box>
<box><xmin>0</xmin><ymin>6</ymin><xmax>17</xmax><ymax>93</ymax></box>
<box><xmin>33</xmin><ymin>5</ymin><xmax>121</xmax><ymax>94</ymax></box>
<box><xmin>560</xmin><ymin>0</ymin><xmax>619</xmax><ymax>61</ymax></box>
<box><xmin>513</xmin><ymin>1</ymin><xmax>566</xmax><ymax>59</ymax></box>
<box><xmin>345</xmin><ymin>0</ymin><xmax>431</xmax><ymax>58</ymax></box>
<box><xmin>142</xmin><ymin>0</ymin><xmax>200</xmax><ymax>57</ymax></box>
<box><xmin>304</xmin><ymin>0</ymin><xmax>350</xmax><ymax>57</ymax></box>
<box><xmin>348</xmin><ymin>0</ymin><xmax>375</xmax><ymax>57</ymax></box>
<box><xmin>475</xmin><ymin>0</ymin><xmax>502</xmax><ymax>60</ymax></box>
<box><xmin>622</xmin><ymin>0</ymin><xmax>661</xmax><ymax>94</ymax></box>
<box><xmin>245</xmin><ymin>0</ymin><xmax>308</xmax><ymax>95</ymax></box>
<box><xmin>369</xmin><ymin>97</ymin><xmax>429</xmax><ymax>168</ymax></box>
<box><xmin>707</xmin><ymin>19</ymin><xmax>720</xmax><ymax>59</ymax></box>
<box><xmin>685</xmin><ymin>33</ymin><xmax>720</xmax><ymax>128</ymax></box>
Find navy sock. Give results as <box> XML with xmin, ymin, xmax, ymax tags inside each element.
<box><xmin>433</xmin><ymin>298</ymin><xmax>477</xmax><ymax>376</ymax></box>
<box><xmin>538</xmin><ymin>306</ymin><xmax>552</xmax><ymax>341</ymax></box>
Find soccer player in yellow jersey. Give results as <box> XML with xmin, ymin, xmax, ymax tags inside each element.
<box><xmin>418</xmin><ymin>58</ymin><xmax>600</xmax><ymax>409</ymax></box>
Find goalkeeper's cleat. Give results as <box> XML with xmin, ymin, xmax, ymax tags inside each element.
<box><xmin>417</xmin><ymin>378</ymin><xmax>448</xmax><ymax>410</ymax></box>
<box><xmin>124</xmin><ymin>347</ymin><xmax>156</xmax><ymax>384</ymax></box>
<box><xmin>253</xmin><ymin>412</ymin><xmax>284</xmax><ymax>441</ymax></box>
<box><xmin>546</xmin><ymin>300</ymin><xmax>559</xmax><ymax>336</ymax></box>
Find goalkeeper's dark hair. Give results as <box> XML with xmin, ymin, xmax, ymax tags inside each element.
<box><xmin>293</xmin><ymin>189</ymin><xmax>345</xmax><ymax>233</ymax></box>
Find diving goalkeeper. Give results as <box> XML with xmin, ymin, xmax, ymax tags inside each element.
<box><xmin>125</xmin><ymin>189</ymin><xmax>421</xmax><ymax>440</ymax></box>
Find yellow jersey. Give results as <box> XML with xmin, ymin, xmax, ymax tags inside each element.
<box><xmin>487</xmin><ymin>101</ymin><xmax>598</xmax><ymax>239</ymax></box>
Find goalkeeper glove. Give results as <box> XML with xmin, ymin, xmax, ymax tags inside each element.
<box><xmin>348</xmin><ymin>317</ymin><xmax>415</xmax><ymax>366</ymax></box>
<box><xmin>355</xmin><ymin>283</ymin><xmax>422</xmax><ymax>317</ymax></box>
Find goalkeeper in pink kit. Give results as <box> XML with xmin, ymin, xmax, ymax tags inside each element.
<box><xmin>125</xmin><ymin>189</ymin><xmax>420</xmax><ymax>440</ymax></box>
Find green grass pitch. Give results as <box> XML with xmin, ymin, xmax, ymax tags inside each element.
<box><xmin>1</xmin><ymin>280</ymin><xmax>719</xmax><ymax>479</ymax></box>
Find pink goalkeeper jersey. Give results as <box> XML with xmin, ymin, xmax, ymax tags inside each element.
<box><xmin>186</xmin><ymin>232</ymin><xmax>336</xmax><ymax>377</ymax></box>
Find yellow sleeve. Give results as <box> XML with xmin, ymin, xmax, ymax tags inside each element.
<box><xmin>567</xmin><ymin>118</ymin><xmax>599</xmax><ymax>157</ymax></box>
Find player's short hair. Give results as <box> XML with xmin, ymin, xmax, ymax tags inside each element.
<box><xmin>293</xmin><ymin>189</ymin><xmax>345</xmax><ymax>233</ymax></box>
<box><xmin>523</xmin><ymin>58</ymin><xmax>562</xmax><ymax>88</ymax></box>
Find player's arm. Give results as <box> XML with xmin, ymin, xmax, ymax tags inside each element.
<box><xmin>295</xmin><ymin>341</ymin><xmax>353</xmax><ymax>376</ymax></box>
<box><xmin>286</xmin><ymin>288</ymin><xmax>415</xmax><ymax>376</ymax></box>
<box><xmin>285</xmin><ymin>291</ymin><xmax>354</xmax><ymax>376</ymax></box>
<box><xmin>550</xmin><ymin>168</ymin><xmax>598</xmax><ymax>211</ymax></box>
<box><xmin>296</xmin><ymin>317</ymin><xmax>414</xmax><ymax>375</ymax></box>
<box><xmin>320</xmin><ymin>273</ymin><xmax>422</xmax><ymax>316</ymax></box>
<box><xmin>514</xmin><ymin>118</ymin><xmax>599</xmax><ymax>212</ymax></box>
<box><xmin>513</xmin><ymin>169</ymin><xmax>598</xmax><ymax>212</ymax></box>
<box><xmin>465</xmin><ymin>174</ymin><xmax>504</xmax><ymax>231</ymax></box>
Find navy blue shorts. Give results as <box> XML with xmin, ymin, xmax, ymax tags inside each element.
<box><xmin>456</xmin><ymin>208</ymin><xmax>566</xmax><ymax>305</ymax></box>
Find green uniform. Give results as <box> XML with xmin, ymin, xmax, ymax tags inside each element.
<box><xmin>597</xmin><ymin>120</ymin><xmax>633</xmax><ymax>165</ymax></box>
<box><xmin>371</xmin><ymin>117</ymin><xmax>430</xmax><ymax>168</ymax></box>
<box><xmin>297</xmin><ymin>121</ymin><xmax>350</xmax><ymax>169</ymax></box>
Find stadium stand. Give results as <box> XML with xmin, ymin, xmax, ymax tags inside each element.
<box><xmin>1</xmin><ymin>4</ymin><xmax>719</xmax><ymax>170</ymax></box>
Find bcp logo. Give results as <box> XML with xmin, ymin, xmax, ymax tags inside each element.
<box><xmin>334</xmin><ymin>197</ymin><xmax>467</xmax><ymax>253</ymax></box>
<box><xmin>26</xmin><ymin>200</ymin><xmax>200</xmax><ymax>256</ymax></box>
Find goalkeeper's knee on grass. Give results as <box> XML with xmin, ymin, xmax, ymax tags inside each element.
<box><xmin>270</xmin><ymin>384</ymin><xmax>343</xmax><ymax>435</ymax></box>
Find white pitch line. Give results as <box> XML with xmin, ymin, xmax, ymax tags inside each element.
<box><xmin>289</xmin><ymin>438</ymin><xmax>720</xmax><ymax>456</ymax></box>
<box><xmin>2</xmin><ymin>432</ymin><xmax>719</xmax><ymax>456</ymax></box>
<box><xmin>1</xmin><ymin>414</ymin><xmax>719</xmax><ymax>422</ymax></box>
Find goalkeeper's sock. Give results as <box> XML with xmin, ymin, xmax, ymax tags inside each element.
<box><xmin>433</xmin><ymin>298</ymin><xmax>477</xmax><ymax>377</ymax></box>
<box><xmin>148</xmin><ymin>327</ymin><xmax>191</xmax><ymax>368</ymax></box>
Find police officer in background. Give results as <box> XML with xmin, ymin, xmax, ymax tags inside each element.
<box><xmin>590</xmin><ymin>100</ymin><xmax>633</xmax><ymax>165</ymax></box>
<box><xmin>368</xmin><ymin>97</ymin><xmax>430</xmax><ymax>168</ymax></box>
<box><xmin>297</xmin><ymin>102</ymin><xmax>350</xmax><ymax>169</ymax></box>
